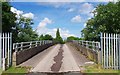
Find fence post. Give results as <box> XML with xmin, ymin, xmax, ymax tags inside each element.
<box><xmin>0</xmin><ymin>33</ymin><xmax>1</xmax><ymax>68</ymax></box>
<box><xmin>21</xmin><ymin>42</ymin><xmax>23</xmax><ymax>50</ymax></box>
<box><xmin>36</xmin><ymin>41</ymin><xmax>37</xmax><ymax>47</ymax></box>
<box><xmin>10</xmin><ymin>33</ymin><xmax>12</xmax><ymax>66</ymax></box>
<box><xmin>7</xmin><ymin>33</ymin><xmax>10</xmax><ymax>67</ymax></box>
<box><xmin>118</xmin><ymin>34</ymin><xmax>120</xmax><ymax>69</ymax></box>
<box><xmin>30</xmin><ymin>42</ymin><xmax>32</xmax><ymax>48</ymax></box>
<box><xmin>2</xmin><ymin>33</ymin><xmax>5</xmax><ymax>70</ymax></box>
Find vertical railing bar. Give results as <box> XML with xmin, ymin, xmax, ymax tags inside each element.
<box><xmin>118</xmin><ymin>34</ymin><xmax>120</xmax><ymax>69</ymax></box>
<box><xmin>106</xmin><ymin>33</ymin><xmax>108</xmax><ymax>69</ymax></box>
<box><xmin>0</xmin><ymin>33</ymin><xmax>2</xmax><ymax>68</ymax></box>
<box><xmin>116</xmin><ymin>34</ymin><xmax>118</xmax><ymax>69</ymax></box>
<box><xmin>10</xmin><ymin>33</ymin><xmax>12</xmax><ymax>66</ymax></box>
<box><xmin>2</xmin><ymin>33</ymin><xmax>5</xmax><ymax>70</ymax></box>
<box><xmin>108</xmin><ymin>33</ymin><xmax>111</xmax><ymax>68</ymax></box>
<box><xmin>111</xmin><ymin>33</ymin><xmax>113</xmax><ymax>69</ymax></box>
<box><xmin>114</xmin><ymin>34</ymin><xmax>115</xmax><ymax>69</ymax></box>
<box><xmin>5</xmin><ymin>33</ymin><xmax>7</xmax><ymax>59</ymax></box>
<box><xmin>100</xmin><ymin>33</ymin><xmax>103</xmax><ymax>65</ymax></box>
<box><xmin>8</xmin><ymin>33</ymin><xmax>10</xmax><ymax>67</ymax></box>
<box><xmin>104</xmin><ymin>33</ymin><xmax>106</xmax><ymax>68</ymax></box>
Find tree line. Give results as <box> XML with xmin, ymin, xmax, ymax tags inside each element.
<box><xmin>2</xmin><ymin>2</ymin><xmax>66</xmax><ymax>43</ymax></box>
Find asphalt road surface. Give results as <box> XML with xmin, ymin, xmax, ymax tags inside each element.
<box><xmin>20</xmin><ymin>43</ymin><xmax>90</xmax><ymax>74</ymax></box>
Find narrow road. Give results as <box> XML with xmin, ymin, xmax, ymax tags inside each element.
<box><xmin>20</xmin><ymin>43</ymin><xmax>90</xmax><ymax>74</ymax></box>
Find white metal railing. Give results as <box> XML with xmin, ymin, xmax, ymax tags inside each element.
<box><xmin>72</xmin><ymin>40</ymin><xmax>100</xmax><ymax>52</ymax></box>
<box><xmin>101</xmin><ymin>33</ymin><xmax>120</xmax><ymax>69</ymax></box>
<box><xmin>13</xmin><ymin>40</ymin><xmax>53</xmax><ymax>52</ymax></box>
<box><xmin>0</xmin><ymin>33</ymin><xmax>12</xmax><ymax>70</ymax></box>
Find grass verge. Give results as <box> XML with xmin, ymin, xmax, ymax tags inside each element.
<box><xmin>1</xmin><ymin>66</ymin><xmax>30</xmax><ymax>75</ymax></box>
<box><xmin>81</xmin><ymin>64</ymin><xmax>120</xmax><ymax>75</ymax></box>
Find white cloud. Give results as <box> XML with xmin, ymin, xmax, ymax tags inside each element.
<box><xmin>22</xmin><ymin>13</ymin><xmax>34</xmax><ymax>19</ymax></box>
<box><xmin>11</xmin><ymin>7</ymin><xmax>23</xmax><ymax>19</ymax></box>
<box><xmin>71</xmin><ymin>15</ymin><xmax>81</xmax><ymax>23</ymax></box>
<box><xmin>36</xmin><ymin>27</ymin><xmax>77</xmax><ymax>39</ymax></box>
<box><xmin>68</xmin><ymin>8</ymin><xmax>75</xmax><ymax>12</ymax></box>
<box><xmin>36</xmin><ymin>18</ymin><xmax>52</xmax><ymax>29</ymax></box>
<box><xmin>11</xmin><ymin>7</ymin><xmax>34</xmax><ymax>19</ymax></box>
<box><xmin>79</xmin><ymin>3</ymin><xmax>94</xmax><ymax>15</ymax></box>
<box><xmin>11</xmin><ymin>0</ymin><xmax>117</xmax><ymax>2</ymax></box>
<box><xmin>98</xmin><ymin>0</ymin><xmax>114</xmax><ymax>2</ymax></box>
<box><xmin>84</xmin><ymin>23</ymin><xmax>87</xmax><ymax>27</ymax></box>
<box><xmin>37</xmin><ymin>2</ymin><xmax>71</xmax><ymax>8</ymax></box>
<box><xmin>36</xmin><ymin>18</ymin><xmax>76</xmax><ymax>39</ymax></box>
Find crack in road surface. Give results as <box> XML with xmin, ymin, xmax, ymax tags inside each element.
<box><xmin>51</xmin><ymin>44</ymin><xmax>64</xmax><ymax>72</ymax></box>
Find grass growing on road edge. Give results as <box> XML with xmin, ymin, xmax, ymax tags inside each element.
<box><xmin>0</xmin><ymin>69</ymin><xmax>2</xmax><ymax>74</ymax></box>
<box><xmin>2</xmin><ymin>66</ymin><xmax>30</xmax><ymax>75</ymax></box>
<box><xmin>81</xmin><ymin>64</ymin><xmax>120</xmax><ymax>73</ymax></box>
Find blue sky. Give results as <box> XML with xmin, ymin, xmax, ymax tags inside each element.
<box><xmin>10</xmin><ymin>2</ymin><xmax>108</xmax><ymax>39</ymax></box>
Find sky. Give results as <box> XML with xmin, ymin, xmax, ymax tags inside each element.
<box><xmin>10</xmin><ymin>2</ymin><xmax>110</xmax><ymax>39</ymax></box>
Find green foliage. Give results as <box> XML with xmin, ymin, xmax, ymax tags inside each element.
<box><xmin>39</xmin><ymin>34</ymin><xmax>53</xmax><ymax>40</ymax></box>
<box><xmin>55</xmin><ymin>28</ymin><xmax>64</xmax><ymax>44</ymax></box>
<box><xmin>2</xmin><ymin>2</ymin><xmax>16</xmax><ymax>32</ymax></box>
<box><xmin>2</xmin><ymin>66</ymin><xmax>28</xmax><ymax>74</ymax></box>
<box><xmin>67</xmin><ymin>36</ymin><xmax>80</xmax><ymax>41</ymax></box>
<box><xmin>2</xmin><ymin>2</ymin><xmax>18</xmax><ymax>43</ymax></box>
<box><xmin>83</xmin><ymin>64</ymin><xmax>119</xmax><ymax>73</ymax></box>
<box><xmin>16</xmin><ymin>16</ymin><xmax>38</xmax><ymax>42</ymax></box>
<box><xmin>2</xmin><ymin>2</ymin><xmax>38</xmax><ymax>42</ymax></box>
<box><xmin>81</xmin><ymin>2</ymin><xmax>120</xmax><ymax>41</ymax></box>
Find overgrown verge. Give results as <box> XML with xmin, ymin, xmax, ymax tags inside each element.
<box><xmin>81</xmin><ymin>64</ymin><xmax>120</xmax><ymax>75</ymax></box>
<box><xmin>1</xmin><ymin>66</ymin><xmax>30</xmax><ymax>75</ymax></box>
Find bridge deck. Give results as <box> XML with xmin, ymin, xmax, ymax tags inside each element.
<box><xmin>19</xmin><ymin>43</ymin><xmax>91</xmax><ymax>73</ymax></box>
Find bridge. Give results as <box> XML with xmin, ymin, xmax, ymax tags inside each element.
<box><xmin>0</xmin><ymin>33</ymin><xmax>120</xmax><ymax>75</ymax></box>
<box><xmin>12</xmin><ymin>40</ymin><xmax>100</xmax><ymax>74</ymax></box>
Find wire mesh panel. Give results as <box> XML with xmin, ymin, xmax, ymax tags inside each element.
<box><xmin>101</xmin><ymin>33</ymin><xmax>120</xmax><ymax>69</ymax></box>
<box><xmin>0</xmin><ymin>33</ymin><xmax>12</xmax><ymax>70</ymax></box>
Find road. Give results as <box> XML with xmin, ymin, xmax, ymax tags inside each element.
<box><xmin>20</xmin><ymin>43</ymin><xmax>90</xmax><ymax>74</ymax></box>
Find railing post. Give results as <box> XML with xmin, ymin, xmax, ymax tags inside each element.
<box><xmin>86</xmin><ymin>41</ymin><xmax>88</xmax><ymax>48</ymax></box>
<box><xmin>10</xmin><ymin>33</ymin><xmax>12</xmax><ymax>66</ymax></box>
<box><xmin>92</xmin><ymin>41</ymin><xmax>94</xmax><ymax>51</ymax></box>
<box><xmin>2</xmin><ymin>33</ymin><xmax>5</xmax><ymax>70</ymax></box>
<box><xmin>30</xmin><ymin>42</ymin><xmax>32</xmax><ymax>48</ymax></box>
<box><xmin>15</xmin><ymin>43</ymin><xmax>18</xmax><ymax>52</ymax></box>
<box><xmin>36</xmin><ymin>41</ymin><xmax>37</xmax><ymax>47</ymax></box>
<box><xmin>21</xmin><ymin>42</ymin><xmax>23</xmax><ymax>50</ymax></box>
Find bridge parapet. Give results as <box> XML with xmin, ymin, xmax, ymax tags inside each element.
<box><xmin>69</xmin><ymin>40</ymin><xmax>101</xmax><ymax>64</ymax></box>
<box><xmin>13</xmin><ymin>40</ymin><xmax>53</xmax><ymax>52</ymax></box>
<box><xmin>12</xmin><ymin>40</ymin><xmax>55</xmax><ymax>66</ymax></box>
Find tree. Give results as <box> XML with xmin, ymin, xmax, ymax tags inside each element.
<box><xmin>55</xmin><ymin>28</ymin><xmax>64</xmax><ymax>44</ymax></box>
<box><xmin>16</xmin><ymin>17</ymin><xmax>38</xmax><ymax>42</ymax></box>
<box><xmin>2</xmin><ymin>2</ymin><xmax>17</xmax><ymax>43</ymax></box>
<box><xmin>39</xmin><ymin>34</ymin><xmax>53</xmax><ymax>40</ymax></box>
<box><xmin>81</xmin><ymin>2</ymin><xmax>120</xmax><ymax>41</ymax></box>
<box><xmin>39</xmin><ymin>34</ymin><xmax>44</xmax><ymax>40</ymax></box>
<box><xmin>44</xmin><ymin>34</ymin><xmax>53</xmax><ymax>40</ymax></box>
<box><xmin>67</xmin><ymin>36</ymin><xmax>80</xmax><ymax>41</ymax></box>
<box><xmin>2</xmin><ymin>2</ymin><xmax>16</xmax><ymax>32</ymax></box>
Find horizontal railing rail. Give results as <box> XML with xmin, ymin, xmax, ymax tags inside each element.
<box><xmin>13</xmin><ymin>40</ymin><xmax>53</xmax><ymax>52</ymax></box>
<box><xmin>72</xmin><ymin>40</ymin><xmax>100</xmax><ymax>52</ymax></box>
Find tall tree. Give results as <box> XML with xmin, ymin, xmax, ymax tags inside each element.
<box><xmin>2</xmin><ymin>2</ymin><xmax>17</xmax><ymax>43</ymax></box>
<box><xmin>55</xmin><ymin>28</ymin><xmax>63</xmax><ymax>44</ymax></box>
<box><xmin>2</xmin><ymin>2</ymin><xmax>16</xmax><ymax>32</ymax></box>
